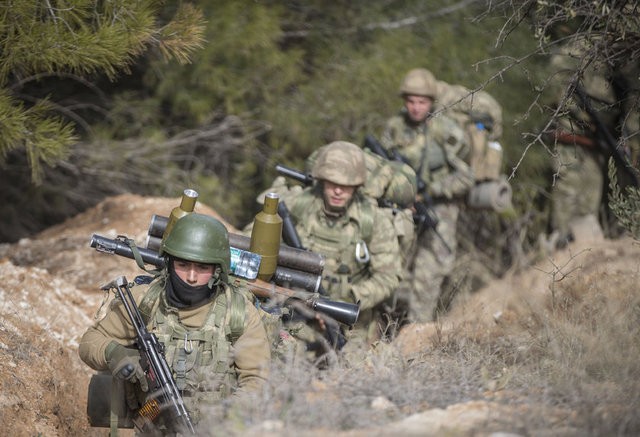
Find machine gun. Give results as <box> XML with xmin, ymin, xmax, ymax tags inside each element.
<box><xmin>363</xmin><ymin>135</ymin><xmax>449</xmax><ymax>251</ymax></box>
<box><xmin>100</xmin><ymin>275</ymin><xmax>196</xmax><ymax>435</ymax></box>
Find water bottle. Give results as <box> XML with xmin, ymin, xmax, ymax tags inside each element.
<box><xmin>229</xmin><ymin>247</ymin><xmax>261</xmax><ymax>280</ymax></box>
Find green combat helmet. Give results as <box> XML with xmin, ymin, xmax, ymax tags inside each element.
<box><xmin>312</xmin><ymin>141</ymin><xmax>367</xmax><ymax>186</ymax></box>
<box><xmin>399</xmin><ymin>68</ymin><xmax>438</xmax><ymax>100</ymax></box>
<box><xmin>161</xmin><ymin>213</ymin><xmax>231</xmax><ymax>282</ymax></box>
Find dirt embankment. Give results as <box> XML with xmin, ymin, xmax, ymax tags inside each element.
<box><xmin>1</xmin><ymin>193</ymin><xmax>639</xmax><ymax>436</ymax></box>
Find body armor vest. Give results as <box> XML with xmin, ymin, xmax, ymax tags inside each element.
<box><xmin>137</xmin><ymin>278</ymin><xmax>246</xmax><ymax>423</ymax></box>
<box><xmin>386</xmin><ymin>114</ymin><xmax>463</xmax><ymax>186</ymax></box>
<box><xmin>289</xmin><ymin>190</ymin><xmax>374</xmax><ymax>302</ymax></box>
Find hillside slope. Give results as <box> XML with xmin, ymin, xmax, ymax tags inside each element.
<box><xmin>1</xmin><ymin>193</ymin><xmax>638</xmax><ymax>436</ymax></box>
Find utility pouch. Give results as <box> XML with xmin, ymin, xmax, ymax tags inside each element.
<box><xmin>87</xmin><ymin>372</ymin><xmax>135</xmax><ymax>429</ymax></box>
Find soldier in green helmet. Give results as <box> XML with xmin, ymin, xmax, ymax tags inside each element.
<box><xmin>284</xmin><ymin>141</ymin><xmax>403</xmax><ymax>348</ymax></box>
<box><xmin>79</xmin><ymin>213</ymin><xmax>270</xmax><ymax>431</ymax></box>
<box><xmin>380</xmin><ymin>68</ymin><xmax>474</xmax><ymax>323</ymax></box>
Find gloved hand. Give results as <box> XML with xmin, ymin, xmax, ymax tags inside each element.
<box><xmin>105</xmin><ymin>341</ymin><xmax>149</xmax><ymax>392</ymax></box>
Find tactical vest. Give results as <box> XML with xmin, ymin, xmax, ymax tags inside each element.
<box><xmin>385</xmin><ymin>114</ymin><xmax>465</xmax><ymax>187</ymax></box>
<box><xmin>136</xmin><ymin>277</ymin><xmax>246</xmax><ymax>423</ymax></box>
<box><xmin>288</xmin><ymin>189</ymin><xmax>374</xmax><ymax>302</ymax></box>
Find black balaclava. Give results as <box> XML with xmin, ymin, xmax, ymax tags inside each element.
<box><xmin>165</xmin><ymin>258</ymin><xmax>218</xmax><ymax>309</ymax></box>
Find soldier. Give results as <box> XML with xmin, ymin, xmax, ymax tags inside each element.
<box><xmin>545</xmin><ymin>38</ymin><xmax>640</xmax><ymax>245</ymax></box>
<box><xmin>380</xmin><ymin>68</ymin><xmax>474</xmax><ymax>323</ymax></box>
<box><xmin>284</xmin><ymin>141</ymin><xmax>403</xmax><ymax>346</ymax></box>
<box><xmin>79</xmin><ymin>213</ymin><xmax>270</xmax><ymax>432</ymax></box>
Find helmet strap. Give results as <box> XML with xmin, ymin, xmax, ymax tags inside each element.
<box><xmin>207</xmin><ymin>266</ymin><xmax>223</xmax><ymax>289</ymax></box>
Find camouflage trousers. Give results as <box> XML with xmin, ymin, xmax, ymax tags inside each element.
<box><xmin>409</xmin><ymin>203</ymin><xmax>459</xmax><ymax>323</ymax></box>
<box><xmin>551</xmin><ymin>145</ymin><xmax>603</xmax><ymax>241</ymax></box>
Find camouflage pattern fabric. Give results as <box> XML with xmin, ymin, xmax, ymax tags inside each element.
<box><xmin>78</xmin><ymin>279</ymin><xmax>270</xmax><ymax>424</ymax></box>
<box><xmin>287</xmin><ymin>187</ymin><xmax>402</xmax><ymax>341</ymax></box>
<box><xmin>436</xmin><ymin>83</ymin><xmax>504</xmax><ymax>181</ymax></box>
<box><xmin>380</xmin><ymin>113</ymin><xmax>474</xmax><ymax>199</ymax></box>
<box><xmin>307</xmin><ymin>145</ymin><xmax>418</xmax><ymax>209</ymax></box>
<box><xmin>437</xmin><ymin>83</ymin><xmax>503</xmax><ymax>141</ymax></box>
<box><xmin>307</xmin><ymin>145</ymin><xmax>417</xmax><ymax>272</ymax></box>
<box><xmin>546</xmin><ymin>38</ymin><xmax>639</xmax><ymax>241</ymax></box>
<box><xmin>381</xmin><ymin>111</ymin><xmax>473</xmax><ymax>322</ymax></box>
<box><xmin>410</xmin><ymin>203</ymin><xmax>459</xmax><ymax>323</ymax></box>
<box><xmin>551</xmin><ymin>145</ymin><xmax>604</xmax><ymax>241</ymax></box>
<box><xmin>311</xmin><ymin>140</ymin><xmax>367</xmax><ymax>186</ymax></box>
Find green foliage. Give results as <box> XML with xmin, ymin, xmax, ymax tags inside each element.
<box><xmin>607</xmin><ymin>158</ymin><xmax>640</xmax><ymax>239</ymax></box>
<box><xmin>0</xmin><ymin>89</ymin><xmax>75</xmax><ymax>183</ymax></box>
<box><xmin>0</xmin><ymin>0</ymin><xmax>205</xmax><ymax>182</ymax></box>
<box><xmin>1</xmin><ymin>0</ymin><xmax>626</xmax><ymax>247</ymax></box>
<box><xmin>148</xmin><ymin>1</ymin><xmax>303</xmax><ymax>123</ymax></box>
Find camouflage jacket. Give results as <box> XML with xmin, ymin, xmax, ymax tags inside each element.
<box><xmin>381</xmin><ymin>112</ymin><xmax>474</xmax><ymax>200</ymax></box>
<box><xmin>287</xmin><ymin>186</ymin><xmax>402</xmax><ymax>311</ymax></box>
<box><xmin>78</xmin><ymin>277</ymin><xmax>270</xmax><ymax>420</ymax></box>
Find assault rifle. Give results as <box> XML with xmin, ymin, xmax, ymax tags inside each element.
<box><xmin>363</xmin><ymin>135</ymin><xmax>449</xmax><ymax>251</ymax></box>
<box><xmin>573</xmin><ymin>83</ymin><xmax>640</xmax><ymax>187</ymax></box>
<box><xmin>275</xmin><ymin>164</ymin><xmax>313</xmax><ymax>187</ymax></box>
<box><xmin>100</xmin><ymin>275</ymin><xmax>196</xmax><ymax>435</ymax></box>
<box><xmin>278</xmin><ymin>201</ymin><xmax>306</xmax><ymax>250</ymax></box>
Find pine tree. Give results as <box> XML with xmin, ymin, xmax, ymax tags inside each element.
<box><xmin>0</xmin><ymin>0</ymin><xmax>205</xmax><ymax>183</ymax></box>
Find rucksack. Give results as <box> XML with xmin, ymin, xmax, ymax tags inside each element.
<box><xmin>436</xmin><ymin>82</ymin><xmax>504</xmax><ymax>181</ymax></box>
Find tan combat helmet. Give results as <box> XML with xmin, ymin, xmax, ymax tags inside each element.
<box><xmin>399</xmin><ymin>68</ymin><xmax>438</xmax><ymax>100</ymax></box>
<box><xmin>312</xmin><ymin>141</ymin><xmax>367</xmax><ymax>186</ymax></box>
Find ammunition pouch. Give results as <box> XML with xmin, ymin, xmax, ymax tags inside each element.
<box><xmin>87</xmin><ymin>372</ymin><xmax>135</xmax><ymax>429</ymax></box>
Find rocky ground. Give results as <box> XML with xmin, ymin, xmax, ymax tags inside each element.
<box><xmin>1</xmin><ymin>193</ymin><xmax>638</xmax><ymax>436</ymax></box>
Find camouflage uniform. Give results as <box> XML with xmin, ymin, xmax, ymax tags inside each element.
<box><xmin>547</xmin><ymin>39</ymin><xmax>639</xmax><ymax>241</ymax></box>
<box><xmin>306</xmin><ymin>145</ymin><xmax>417</xmax><ymax>267</ymax></box>
<box><xmin>381</xmin><ymin>111</ymin><xmax>473</xmax><ymax>323</ymax></box>
<box><xmin>288</xmin><ymin>142</ymin><xmax>403</xmax><ymax>345</ymax></box>
<box><xmin>436</xmin><ymin>83</ymin><xmax>504</xmax><ymax>181</ymax></box>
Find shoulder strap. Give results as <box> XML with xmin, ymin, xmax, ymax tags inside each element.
<box><xmin>138</xmin><ymin>279</ymin><xmax>165</xmax><ymax>325</ymax></box>
<box><xmin>224</xmin><ymin>284</ymin><xmax>246</xmax><ymax>343</ymax></box>
<box><xmin>355</xmin><ymin>194</ymin><xmax>375</xmax><ymax>244</ymax></box>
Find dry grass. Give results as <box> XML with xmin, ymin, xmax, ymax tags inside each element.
<box><xmin>193</xmin><ymin>249</ymin><xmax>640</xmax><ymax>436</ymax></box>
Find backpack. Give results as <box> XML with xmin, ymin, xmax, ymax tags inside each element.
<box><xmin>436</xmin><ymin>82</ymin><xmax>504</xmax><ymax>181</ymax></box>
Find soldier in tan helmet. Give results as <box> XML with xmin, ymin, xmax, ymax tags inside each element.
<box><xmin>284</xmin><ymin>141</ymin><xmax>403</xmax><ymax>349</ymax></box>
<box><xmin>380</xmin><ymin>68</ymin><xmax>474</xmax><ymax>323</ymax></box>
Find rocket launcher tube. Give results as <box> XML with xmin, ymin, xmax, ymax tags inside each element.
<box><xmin>237</xmin><ymin>277</ymin><xmax>359</xmax><ymax>327</ymax></box>
<box><xmin>91</xmin><ymin>234</ymin><xmax>322</xmax><ymax>292</ymax></box>
<box><xmin>147</xmin><ymin>214</ymin><xmax>325</xmax><ymax>275</ymax></box>
<box><xmin>90</xmin><ymin>235</ymin><xmax>355</xmax><ymax>325</ymax></box>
